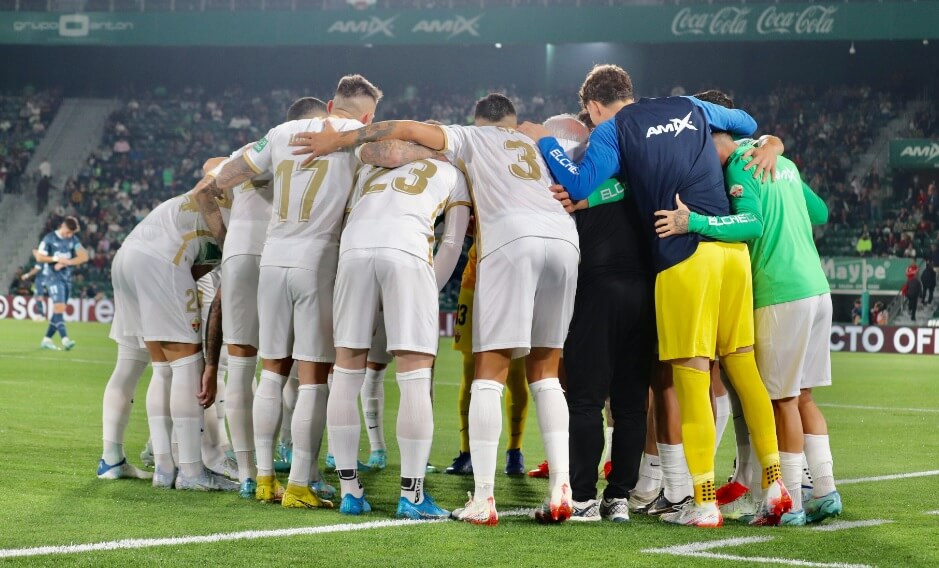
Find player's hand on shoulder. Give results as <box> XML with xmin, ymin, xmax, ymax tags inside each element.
<box><xmin>517</xmin><ymin>121</ymin><xmax>551</xmax><ymax>143</ymax></box>
<box><xmin>291</xmin><ymin>119</ymin><xmax>339</xmax><ymax>163</ymax></box>
<box><xmin>654</xmin><ymin>194</ymin><xmax>691</xmax><ymax>238</ymax></box>
<box><xmin>743</xmin><ymin>144</ymin><xmax>778</xmax><ymax>182</ymax></box>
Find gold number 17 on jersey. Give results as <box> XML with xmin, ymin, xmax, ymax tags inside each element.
<box><xmin>275</xmin><ymin>159</ymin><xmax>330</xmax><ymax>222</ymax></box>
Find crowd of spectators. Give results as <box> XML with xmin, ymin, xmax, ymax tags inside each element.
<box><xmin>904</xmin><ymin>102</ymin><xmax>939</xmax><ymax>139</ymax></box>
<box><xmin>0</xmin><ymin>88</ymin><xmax>62</xmax><ymax>200</ymax></box>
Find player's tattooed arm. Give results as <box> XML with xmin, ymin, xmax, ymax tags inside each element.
<box><xmin>654</xmin><ymin>194</ymin><xmax>691</xmax><ymax>237</ymax></box>
<box><xmin>193</xmin><ymin>176</ymin><xmax>228</xmax><ymax>250</ymax></box>
<box><xmin>199</xmin><ymin>290</ymin><xmax>223</xmax><ymax>408</ymax></box>
<box><xmin>358</xmin><ymin>140</ymin><xmax>439</xmax><ymax>168</ymax></box>
<box><xmin>291</xmin><ymin>121</ymin><xmax>446</xmax><ymax>165</ymax></box>
<box><xmin>215</xmin><ymin>157</ymin><xmax>255</xmax><ymax>190</ymax></box>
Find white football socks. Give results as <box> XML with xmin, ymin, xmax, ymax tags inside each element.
<box><xmin>170</xmin><ymin>352</ymin><xmax>205</xmax><ymax>479</ymax></box>
<box><xmin>714</xmin><ymin>393</ymin><xmax>731</xmax><ymax>455</ymax></box>
<box><xmin>325</xmin><ymin>372</ymin><xmax>334</xmax><ymax>458</ymax></box>
<box><xmin>226</xmin><ymin>354</ymin><xmax>257</xmax><ymax>482</ymax></box>
<box><xmin>530</xmin><ymin>378</ymin><xmax>570</xmax><ymax>492</ymax></box>
<box><xmin>780</xmin><ymin>451</ymin><xmax>803</xmax><ymax>512</ymax></box>
<box><xmin>288</xmin><ymin>384</ymin><xmax>329</xmax><ymax>487</ymax></box>
<box><xmin>280</xmin><ymin>371</ymin><xmax>299</xmax><ymax>446</ymax></box>
<box><xmin>201</xmin><ymin>404</ymin><xmax>226</xmax><ymax>470</ymax></box>
<box><xmin>634</xmin><ymin>451</ymin><xmax>664</xmax><ymax>495</ymax></box>
<box><xmin>253</xmin><ymin>369</ymin><xmax>286</xmax><ymax>478</ymax></box>
<box><xmin>146</xmin><ymin>361</ymin><xmax>174</xmax><ymax>473</ymax></box>
<box><xmin>214</xmin><ymin>350</ymin><xmax>229</xmax><ymax>453</ymax></box>
<box><xmin>601</xmin><ymin>426</ymin><xmax>614</xmax><ymax>465</ymax></box>
<box><xmin>657</xmin><ymin>443</ymin><xmax>694</xmax><ymax>503</ymax></box>
<box><xmin>362</xmin><ymin>367</ymin><xmax>387</xmax><ymax>452</ymax></box>
<box><xmin>802</xmin><ymin>453</ymin><xmax>814</xmax><ymax>488</ymax></box>
<box><xmin>469</xmin><ymin>379</ymin><xmax>504</xmax><ymax>501</ymax></box>
<box><xmin>328</xmin><ymin>367</ymin><xmax>366</xmax><ymax>498</ymax></box>
<box><xmin>804</xmin><ymin>434</ymin><xmax>836</xmax><ymax>497</ymax></box>
<box><xmin>729</xmin><ymin>387</ymin><xmax>753</xmax><ymax>488</ymax></box>
<box><xmin>101</xmin><ymin>344</ymin><xmax>150</xmax><ymax>464</ymax></box>
<box><xmin>397</xmin><ymin>368</ymin><xmax>433</xmax><ymax>503</ymax></box>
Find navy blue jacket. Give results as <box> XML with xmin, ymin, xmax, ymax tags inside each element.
<box><xmin>539</xmin><ymin>96</ymin><xmax>757</xmax><ymax>272</ymax></box>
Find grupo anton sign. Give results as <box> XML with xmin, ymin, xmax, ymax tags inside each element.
<box><xmin>830</xmin><ymin>325</ymin><xmax>939</xmax><ymax>355</ymax></box>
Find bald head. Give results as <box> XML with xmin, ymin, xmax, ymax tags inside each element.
<box><xmin>543</xmin><ymin>114</ymin><xmax>589</xmax><ymax>161</ymax></box>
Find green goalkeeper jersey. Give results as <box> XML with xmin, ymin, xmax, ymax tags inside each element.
<box><xmin>688</xmin><ymin>143</ymin><xmax>830</xmax><ymax>309</ymax></box>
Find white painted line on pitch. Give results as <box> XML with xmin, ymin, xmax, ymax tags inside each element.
<box><xmin>819</xmin><ymin>403</ymin><xmax>939</xmax><ymax>414</ymax></box>
<box><xmin>1</xmin><ymin>354</ymin><xmax>111</xmax><ymax>365</ymax></box>
<box><xmin>499</xmin><ymin>508</ymin><xmax>534</xmax><ymax>517</ymax></box>
<box><xmin>839</xmin><ymin>470</ymin><xmax>939</xmax><ymax>485</ymax></box>
<box><xmin>669</xmin><ymin>551</ymin><xmax>871</xmax><ymax>568</ymax></box>
<box><xmin>643</xmin><ymin>536</ymin><xmax>871</xmax><ymax>568</ymax></box>
<box><xmin>643</xmin><ymin>535</ymin><xmax>773</xmax><ymax>553</ymax></box>
<box><xmin>0</xmin><ymin>518</ymin><xmax>438</xmax><ymax>559</ymax></box>
<box><xmin>926</xmin><ymin>511</ymin><xmax>939</xmax><ymax>515</ymax></box>
<box><xmin>811</xmin><ymin>519</ymin><xmax>893</xmax><ymax>532</ymax></box>
<box><xmin>0</xmin><ymin>508</ymin><xmax>538</xmax><ymax>559</ymax></box>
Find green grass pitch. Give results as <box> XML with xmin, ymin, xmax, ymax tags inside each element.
<box><xmin>1</xmin><ymin>320</ymin><xmax>938</xmax><ymax>567</ymax></box>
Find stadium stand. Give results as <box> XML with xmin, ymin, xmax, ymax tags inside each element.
<box><xmin>0</xmin><ymin>88</ymin><xmax>61</xmax><ymax>198</ymax></box>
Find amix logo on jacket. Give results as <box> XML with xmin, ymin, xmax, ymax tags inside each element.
<box><xmin>645</xmin><ymin>111</ymin><xmax>698</xmax><ymax>139</ymax></box>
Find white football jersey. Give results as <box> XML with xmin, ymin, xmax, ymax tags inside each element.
<box><xmin>439</xmin><ymin>125</ymin><xmax>578</xmax><ymax>258</ymax></box>
<box><xmin>244</xmin><ymin>117</ymin><xmax>362</xmax><ymax>270</ymax></box>
<box><xmin>342</xmin><ymin>158</ymin><xmax>471</xmax><ymax>263</ymax></box>
<box><xmin>215</xmin><ymin>144</ymin><xmax>274</xmax><ymax>261</ymax></box>
<box><xmin>123</xmin><ymin>192</ymin><xmax>222</xmax><ymax>269</ymax></box>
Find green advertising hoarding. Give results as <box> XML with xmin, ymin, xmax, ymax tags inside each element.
<box><xmin>890</xmin><ymin>139</ymin><xmax>939</xmax><ymax>170</ymax></box>
<box><xmin>1</xmin><ymin>3</ymin><xmax>938</xmax><ymax>46</ymax></box>
<box><xmin>822</xmin><ymin>257</ymin><xmax>920</xmax><ymax>293</ymax></box>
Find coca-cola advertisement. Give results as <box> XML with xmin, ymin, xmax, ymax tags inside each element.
<box><xmin>671</xmin><ymin>5</ymin><xmax>838</xmax><ymax>38</ymax></box>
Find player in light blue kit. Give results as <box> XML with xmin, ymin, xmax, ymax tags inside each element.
<box><xmin>34</xmin><ymin>216</ymin><xmax>88</xmax><ymax>350</ymax></box>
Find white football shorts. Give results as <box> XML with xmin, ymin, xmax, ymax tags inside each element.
<box><xmin>334</xmin><ymin>248</ymin><xmax>439</xmax><ymax>356</ymax></box>
<box><xmin>473</xmin><ymin>236</ymin><xmax>579</xmax><ymax>358</ymax></box>
<box><xmin>754</xmin><ymin>293</ymin><xmax>833</xmax><ymax>399</ymax></box>
<box><xmin>257</xmin><ymin>263</ymin><xmax>335</xmax><ymax>363</ymax></box>
<box><xmin>109</xmin><ymin>245</ymin><xmax>203</xmax><ymax>348</ymax></box>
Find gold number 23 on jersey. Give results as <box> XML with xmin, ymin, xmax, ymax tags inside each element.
<box><xmin>504</xmin><ymin>140</ymin><xmax>542</xmax><ymax>181</ymax></box>
<box><xmin>363</xmin><ymin>160</ymin><xmax>438</xmax><ymax>196</ymax></box>
<box><xmin>276</xmin><ymin>159</ymin><xmax>329</xmax><ymax>222</ymax></box>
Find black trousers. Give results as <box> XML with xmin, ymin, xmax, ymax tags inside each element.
<box><xmin>924</xmin><ymin>285</ymin><xmax>934</xmax><ymax>304</ymax></box>
<box><xmin>910</xmin><ymin>296</ymin><xmax>920</xmax><ymax>319</ymax></box>
<box><xmin>564</xmin><ymin>272</ymin><xmax>655</xmax><ymax>501</ymax></box>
